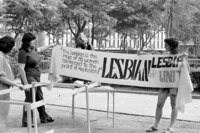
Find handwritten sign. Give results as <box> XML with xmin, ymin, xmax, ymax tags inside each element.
<box><xmin>49</xmin><ymin>46</ymin><xmax>184</xmax><ymax>88</ymax></box>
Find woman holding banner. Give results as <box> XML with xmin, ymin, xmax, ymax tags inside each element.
<box><xmin>18</xmin><ymin>33</ymin><xmax>56</xmax><ymax>127</ymax></box>
<box><xmin>60</xmin><ymin>32</ymin><xmax>93</xmax><ymax>84</ymax></box>
<box><xmin>0</xmin><ymin>36</ymin><xmax>25</xmax><ymax>132</ymax></box>
<box><xmin>76</xmin><ymin>32</ymin><xmax>93</xmax><ymax>50</ymax></box>
<box><xmin>145</xmin><ymin>38</ymin><xmax>186</xmax><ymax>133</ymax></box>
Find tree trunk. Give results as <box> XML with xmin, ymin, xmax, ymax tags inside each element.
<box><xmin>123</xmin><ymin>34</ymin><xmax>128</xmax><ymax>52</ymax></box>
<box><xmin>166</xmin><ymin>0</ymin><xmax>175</xmax><ymax>38</ymax></box>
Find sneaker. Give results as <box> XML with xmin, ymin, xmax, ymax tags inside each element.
<box><xmin>41</xmin><ymin>117</ymin><xmax>54</xmax><ymax>123</ymax></box>
<box><xmin>22</xmin><ymin>122</ymin><xmax>34</xmax><ymax>127</ymax></box>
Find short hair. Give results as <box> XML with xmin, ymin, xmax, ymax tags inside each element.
<box><xmin>76</xmin><ymin>42</ymin><xmax>87</xmax><ymax>49</ymax></box>
<box><xmin>76</xmin><ymin>42</ymin><xmax>93</xmax><ymax>50</ymax></box>
<box><xmin>164</xmin><ymin>38</ymin><xmax>179</xmax><ymax>54</ymax></box>
<box><xmin>21</xmin><ymin>33</ymin><xmax>36</xmax><ymax>52</ymax></box>
<box><xmin>77</xmin><ymin>33</ymin><xmax>88</xmax><ymax>44</ymax></box>
<box><xmin>0</xmin><ymin>36</ymin><xmax>15</xmax><ymax>54</ymax></box>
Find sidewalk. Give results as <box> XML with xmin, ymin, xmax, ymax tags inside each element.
<box><xmin>13</xmin><ymin>73</ymin><xmax>200</xmax><ymax>122</ymax></box>
<box><xmin>8</xmin><ymin>73</ymin><xmax>200</xmax><ymax>133</ymax></box>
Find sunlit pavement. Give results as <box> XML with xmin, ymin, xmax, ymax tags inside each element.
<box><xmin>12</xmin><ymin>73</ymin><xmax>200</xmax><ymax>123</ymax></box>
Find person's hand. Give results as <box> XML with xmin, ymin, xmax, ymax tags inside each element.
<box><xmin>16</xmin><ymin>84</ymin><xmax>25</xmax><ymax>91</ymax></box>
<box><xmin>182</xmin><ymin>52</ymin><xmax>188</xmax><ymax>57</ymax></box>
<box><xmin>180</xmin><ymin>52</ymin><xmax>188</xmax><ymax>61</ymax></box>
<box><xmin>23</xmin><ymin>84</ymin><xmax>32</xmax><ymax>92</ymax></box>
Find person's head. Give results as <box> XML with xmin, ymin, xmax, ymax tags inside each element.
<box><xmin>0</xmin><ymin>36</ymin><xmax>15</xmax><ymax>54</ymax></box>
<box><xmin>76</xmin><ymin>33</ymin><xmax>88</xmax><ymax>49</ymax></box>
<box><xmin>21</xmin><ymin>33</ymin><xmax>36</xmax><ymax>51</ymax></box>
<box><xmin>164</xmin><ymin>38</ymin><xmax>179</xmax><ymax>54</ymax></box>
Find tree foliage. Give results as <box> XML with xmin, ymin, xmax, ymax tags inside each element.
<box><xmin>59</xmin><ymin>0</ymin><xmax>92</xmax><ymax>43</ymax></box>
<box><xmin>1</xmin><ymin>0</ymin><xmax>200</xmax><ymax>54</ymax></box>
<box><xmin>2</xmin><ymin>0</ymin><xmax>62</xmax><ymax>38</ymax></box>
<box><xmin>108</xmin><ymin>0</ymin><xmax>166</xmax><ymax>51</ymax></box>
<box><xmin>90</xmin><ymin>0</ymin><xmax>116</xmax><ymax>48</ymax></box>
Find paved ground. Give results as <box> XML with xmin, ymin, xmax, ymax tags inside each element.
<box><xmin>4</xmin><ymin>74</ymin><xmax>200</xmax><ymax>133</ymax></box>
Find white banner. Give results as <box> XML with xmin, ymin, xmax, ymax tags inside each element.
<box><xmin>49</xmin><ymin>46</ymin><xmax>184</xmax><ymax>88</ymax></box>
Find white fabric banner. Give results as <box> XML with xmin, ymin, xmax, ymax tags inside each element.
<box><xmin>49</xmin><ymin>46</ymin><xmax>194</xmax><ymax>113</ymax></box>
<box><xmin>49</xmin><ymin>46</ymin><xmax>184</xmax><ymax>88</ymax></box>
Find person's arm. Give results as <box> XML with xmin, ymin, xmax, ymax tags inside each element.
<box><xmin>181</xmin><ymin>53</ymin><xmax>190</xmax><ymax>72</ymax></box>
<box><xmin>18</xmin><ymin>63</ymin><xmax>28</xmax><ymax>85</ymax></box>
<box><xmin>0</xmin><ymin>72</ymin><xmax>24</xmax><ymax>90</ymax></box>
<box><xmin>37</xmin><ymin>44</ymin><xmax>57</xmax><ymax>53</ymax></box>
<box><xmin>0</xmin><ymin>75</ymin><xmax>24</xmax><ymax>90</ymax></box>
<box><xmin>176</xmin><ymin>52</ymin><xmax>189</xmax><ymax>73</ymax></box>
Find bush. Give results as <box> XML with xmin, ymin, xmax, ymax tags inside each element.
<box><xmin>8</xmin><ymin>47</ymin><xmax>20</xmax><ymax>79</ymax></box>
<box><xmin>190</xmin><ymin>72</ymin><xmax>200</xmax><ymax>92</ymax></box>
<box><xmin>39</xmin><ymin>60</ymin><xmax>50</xmax><ymax>73</ymax></box>
<box><xmin>8</xmin><ymin>48</ymin><xmax>52</xmax><ymax>78</ymax></box>
<box><xmin>39</xmin><ymin>48</ymin><xmax>52</xmax><ymax>60</ymax></box>
<box><xmin>188</xmin><ymin>56</ymin><xmax>200</xmax><ymax>92</ymax></box>
<box><xmin>39</xmin><ymin>48</ymin><xmax>52</xmax><ymax>73</ymax></box>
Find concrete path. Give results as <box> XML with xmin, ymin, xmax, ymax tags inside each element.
<box><xmin>12</xmin><ymin>74</ymin><xmax>200</xmax><ymax>123</ymax></box>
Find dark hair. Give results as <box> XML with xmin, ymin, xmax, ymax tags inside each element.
<box><xmin>76</xmin><ymin>42</ymin><xmax>93</xmax><ymax>50</ymax></box>
<box><xmin>0</xmin><ymin>36</ymin><xmax>15</xmax><ymax>54</ymax></box>
<box><xmin>20</xmin><ymin>33</ymin><xmax>36</xmax><ymax>52</ymax></box>
<box><xmin>76</xmin><ymin>42</ymin><xmax>86</xmax><ymax>49</ymax></box>
<box><xmin>164</xmin><ymin>38</ymin><xmax>179</xmax><ymax>54</ymax></box>
<box><xmin>86</xmin><ymin>42</ymin><xmax>93</xmax><ymax>50</ymax></box>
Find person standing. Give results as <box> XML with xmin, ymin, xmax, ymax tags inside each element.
<box><xmin>60</xmin><ymin>32</ymin><xmax>93</xmax><ymax>83</ymax></box>
<box><xmin>145</xmin><ymin>38</ymin><xmax>185</xmax><ymax>133</ymax></box>
<box><xmin>76</xmin><ymin>32</ymin><xmax>93</xmax><ymax>50</ymax></box>
<box><xmin>0</xmin><ymin>36</ymin><xmax>25</xmax><ymax>132</ymax></box>
<box><xmin>18</xmin><ymin>33</ymin><xmax>56</xmax><ymax>127</ymax></box>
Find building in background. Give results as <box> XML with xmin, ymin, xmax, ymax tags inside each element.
<box><xmin>0</xmin><ymin>22</ymin><xmax>196</xmax><ymax>56</ymax></box>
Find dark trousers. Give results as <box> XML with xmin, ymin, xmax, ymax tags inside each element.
<box><xmin>22</xmin><ymin>75</ymin><xmax>50</xmax><ymax>124</ymax></box>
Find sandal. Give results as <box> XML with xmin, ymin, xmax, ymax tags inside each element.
<box><xmin>146</xmin><ymin>126</ymin><xmax>159</xmax><ymax>132</ymax></box>
<box><xmin>163</xmin><ymin>128</ymin><xmax>174</xmax><ymax>133</ymax></box>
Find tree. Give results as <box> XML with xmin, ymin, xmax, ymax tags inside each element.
<box><xmin>108</xmin><ymin>0</ymin><xmax>165</xmax><ymax>51</ymax></box>
<box><xmin>2</xmin><ymin>0</ymin><xmax>62</xmax><ymax>39</ymax></box>
<box><xmin>59</xmin><ymin>0</ymin><xmax>92</xmax><ymax>44</ymax></box>
<box><xmin>157</xmin><ymin>0</ymin><xmax>200</xmax><ymax>54</ymax></box>
<box><xmin>192</xmin><ymin>12</ymin><xmax>200</xmax><ymax>55</ymax></box>
<box><xmin>89</xmin><ymin>0</ymin><xmax>116</xmax><ymax>48</ymax></box>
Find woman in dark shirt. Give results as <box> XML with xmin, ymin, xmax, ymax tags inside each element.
<box><xmin>18</xmin><ymin>33</ymin><xmax>56</xmax><ymax>127</ymax></box>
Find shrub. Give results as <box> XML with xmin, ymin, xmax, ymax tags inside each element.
<box><xmin>39</xmin><ymin>60</ymin><xmax>50</xmax><ymax>73</ymax></box>
<box><xmin>39</xmin><ymin>48</ymin><xmax>52</xmax><ymax>60</ymax></box>
<box><xmin>190</xmin><ymin>72</ymin><xmax>200</xmax><ymax>92</ymax></box>
<box><xmin>8</xmin><ymin>47</ymin><xmax>20</xmax><ymax>79</ymax></box>
<box><xmin>39</xmin><ymin>48</ymin><xmax>52</xmax><ymax>73</ymax></box>
<box><xmin>8</xmin><ymin>48</ymin><xmax>52</xmax><ymax>78</ymax></box>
